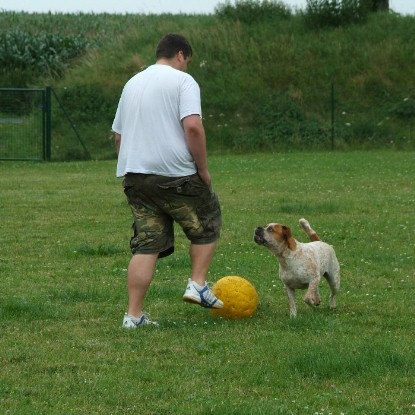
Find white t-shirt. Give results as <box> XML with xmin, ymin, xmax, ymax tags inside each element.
<box><xmin>112</xmin><ymin>64</ymin><xmax>202</xmax><ymax>177</ymax></box>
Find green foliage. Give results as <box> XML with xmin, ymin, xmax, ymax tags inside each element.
<box><xmin>0</xmin><ymin>10</ymin><xmax>414</xmax><ymax>158</ymax></box>
<box><xmin>304</xmin><ymin>0</ymin><xmax>370</xmax><ymax>28</ymax></box>
<box><xmin>391</xmin><ymin>97</ymin><xmax>415</xmax><ymax>119</ymax></box>
<box><xmin>1</xmin><ymin>153</ymin><xmax>414</xmax><ymax>414</ymax></box>
<box><xmin>0</xmin><ymin>29</ymin><xmax>89</xmax><ymax>85</ymax></box>
<box><xmin>215</xmin><ymin>0</ymin><xmax>292</xmax><ymax>22</ymax></box>
<box><xmin>226</xmin><ymin>92</ymin><xmax>332</xmax><ymax>151</ymax></box>
<box><xmin>56</xmin><ymin>83</ymin><xmax>116</xmax><ymax>123</ymax></box>
<box><xmin>364</xmin><ymin>0</ymin><xmax>389</xmax><ymax>11</ymax></box>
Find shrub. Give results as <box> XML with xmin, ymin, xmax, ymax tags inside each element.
<box><xmin>391</xmin><ymin>97</ymin><xmax>415</xmax><ymax>120</ymax></box>
<box><xmin>215</xmin><ymin>0</ymin><xmax>292</xmax><ymax>23</ymax></box>
<box><xmin>230</xmin><ymin>93</ymin><xmax>331</xmax><ymax>151</ymax></box>
<box><xmin>303</xmin><ymin>0</ymin><xmax>370</xmax><ymax>29</ymax></box>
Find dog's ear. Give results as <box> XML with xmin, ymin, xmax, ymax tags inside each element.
<box><xmin>282</xmin><ymin>225</ymin><xmax>297</xmax><ymax>250</ymax></box>
<box><xmin>282</xmin><ymin>225</ymin><xmax>292</xmax><ymax>239</ymax></box>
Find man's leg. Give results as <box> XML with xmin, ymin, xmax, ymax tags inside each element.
<box><xmin>127</xmin><ymin>253</ymin><xmax>158</xmax><ymax>318</ymax></box>
<box><xmin>189</xmin><ymin>242</ymin><xmax>216</xmax><ymax>286</ymax></box>
<box><xmin>183</xmin><ymin>241</ymin><xmax>223</xmax><ymax>308</ymax></box>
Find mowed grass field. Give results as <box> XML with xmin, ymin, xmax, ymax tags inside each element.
<box><xmin>0</xmin><ymin>151</ymin><xmax>414</xmax><ymax>414</ymax></box>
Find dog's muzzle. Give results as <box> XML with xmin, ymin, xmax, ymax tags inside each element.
<box><xmin>254</xmin><ymin>227</ymin><xmax>266</xmax><ymax>245</ymax></box>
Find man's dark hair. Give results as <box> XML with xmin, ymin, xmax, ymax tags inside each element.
<box><xmin>156</xmin><ymin>33</ymin><xmax>193</xmax><ymax>60</ymax></box>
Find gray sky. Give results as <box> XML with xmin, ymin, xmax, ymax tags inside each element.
<box><xmin>0</xmin><ymin>0</ymin><xmax>413</xmax><ymax>15</ymax></box>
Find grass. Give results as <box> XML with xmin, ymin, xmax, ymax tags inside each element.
<box><xmin>0</xmin><ymin>151</ymin><xmax>414</xmax><ymax>414</ymax></box>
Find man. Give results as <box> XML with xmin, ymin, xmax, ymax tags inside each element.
<box><xmin>112</xmin><ymin>33</ymin><xmax>223</xmax><ymax>328</ymax></box>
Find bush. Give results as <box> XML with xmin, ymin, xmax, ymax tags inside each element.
<box><xmin>230</xmin><ymin>93</ymin><xmax>331</xmax><ymax>151</ymax></box>
<box><xmin>304</xmin><ymin>0</ymin><xmax>370</xmax><ymax>28</ymax></box>
<box><xmin>391</xmin><ymin>97</ymin><xmax>415</xmax><ymax>120</ymax></box>
<box><xmin>215</xmin><ymin>0</ymin><xmax>292</xmax><ymax>23</ymax></box>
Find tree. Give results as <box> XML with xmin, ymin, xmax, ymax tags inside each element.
<box><xmin>366</xmin><ymin>0</ymin><xmax>389</xmax><ymax>11</ymax></box>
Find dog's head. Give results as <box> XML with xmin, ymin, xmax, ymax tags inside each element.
<box><xmin>254</xmin><ymin>223</ymin><xmax>296</xmax><ymax>252</ymax></box>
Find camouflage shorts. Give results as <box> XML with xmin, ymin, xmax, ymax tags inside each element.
<box><xmin>122</xmin><ymin>173</ymin><xmax>222</xmax><ymax>258</ymax></box>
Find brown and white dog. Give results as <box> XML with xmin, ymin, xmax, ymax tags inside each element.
<box><xmin>254</xmin><ymin>218</ymin><xmax>340</xmax><ymax>317</ymax></box>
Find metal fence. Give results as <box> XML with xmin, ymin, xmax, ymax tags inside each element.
<box><xmin>0</xmin><ymin>87</ymin><xmax>51</xmax><ymax>161</ymax></box>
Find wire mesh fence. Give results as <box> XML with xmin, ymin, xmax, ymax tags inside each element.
<box><xmin>0</xmin><ymin>88</ymin><xmax>48</xmax><ymax>161</ymax></box>
<box><xmin>0</xmin><ymin>84</ymin><xmax>413</xmax><ymax>160</ymax></box>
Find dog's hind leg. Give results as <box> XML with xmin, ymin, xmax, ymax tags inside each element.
<box><xmin>299</xmin><ymin>218</ymin><xmax>320</xmax><ymax>242</ymax></box>
<box><xmin>324</xmin><ymin>269</ymin><xmax>340</xmax><ymax>309</ymax></box>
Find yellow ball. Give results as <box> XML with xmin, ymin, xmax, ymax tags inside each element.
<box><xmin>210</xmin><ymin>276</ymin><xmax>259</xmax><ymax>320</ymax></box>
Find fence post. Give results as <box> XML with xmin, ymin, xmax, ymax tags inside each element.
<box><xmin>44</xmin><ymin>86</ymin><xmax>52</xmax><ymax>161</ymax></box>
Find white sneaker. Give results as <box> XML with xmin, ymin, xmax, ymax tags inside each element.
<box><xmin>122</xmin><ymin>313</ymin><xmax>159</xmax><ymax>328</ymax></box>
<box><xmin>183</xmin><ymin>279</ymin><xmax>224</xmax><ymax>309</ymax></box>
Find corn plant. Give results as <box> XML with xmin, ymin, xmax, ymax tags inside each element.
<box><xmin>0</xmin><ymin>30</ymin><xmax>89</xmax><ymax>79</ymax></box>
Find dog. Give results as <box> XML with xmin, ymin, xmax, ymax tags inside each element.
<box><xmin>254</xmin><ymin>218</ymin><xmax>340</xmax><ymax>317</ymax></box>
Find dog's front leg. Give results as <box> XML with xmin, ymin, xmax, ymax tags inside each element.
<box><xmin>285</xmin><ymin>286</ymin><xmax>297</xmax><ymax>317</ymax></box>
<box><xmin>304</xmin><ymin>276</ymin><xmax>321</xmax><ymax>307</ymax></box>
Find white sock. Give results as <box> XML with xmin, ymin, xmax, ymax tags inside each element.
<box><xmin>127</xmin><ymin>314</ymin><xmax>142</xmax><ymax>322</ymax></box>
<box><xmin>192</xmin><ymin>281</ymin><xmax>206</xmax><ymax>290</ymax></box>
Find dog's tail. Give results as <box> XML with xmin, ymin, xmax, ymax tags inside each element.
<box><xmin>299</xmin><ymin>218</ymin><xmax>321</xmax><ymax>241</ymax></box>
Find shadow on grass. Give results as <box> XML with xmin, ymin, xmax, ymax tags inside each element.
<box><xmin>288</xmin><ymin>338</ymin><xmax>414</xmax><ymax>380</ymax></box>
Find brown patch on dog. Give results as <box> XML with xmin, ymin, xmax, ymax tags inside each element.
<box><xmin>283</xmin><ymin>225</ymin><xmax>297</xmax><ymax>250</ymax></box>
<box><xmin>270</xmin><ymin>224</ymin><xmax>297</xmax><ymax>250</ymax></box>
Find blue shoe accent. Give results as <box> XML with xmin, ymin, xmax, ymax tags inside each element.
<box><xmin>198</xmin><ymin>285</ymin><xmax>219</xmax><ymax>308</ymax></box>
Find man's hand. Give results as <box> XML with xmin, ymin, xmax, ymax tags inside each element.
<box><xmin>197</xmin><ymin>168</ymin><xmax>211</xmax><ymax>188</ymax></box>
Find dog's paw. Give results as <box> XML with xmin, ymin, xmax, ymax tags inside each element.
<box><xmin>304</xmin><ymin>295</ymin><xmax>321</xmax><ymax>307</ymax></box>
<box><xmin>304</xmin><ymin>297</ymin><xmax>314</xmax><ymax>307</ymax></box>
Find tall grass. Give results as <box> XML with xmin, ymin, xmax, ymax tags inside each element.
<box><xmin>0</xmin><ymin>152</ymin><xmax>414</xmax><ymax>414</ymax></box>
<box><xmin>0</xmin><ymin>9</ymin><xmax>414</xmax><ymax>159</ymax></box>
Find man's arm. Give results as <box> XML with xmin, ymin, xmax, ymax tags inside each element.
<box><xmin>115</xmin><ymin>132</ymin><xmax>121</xmax><ymax>155</ymax></box>
<box><xmin>182</xmin><ymin>115</ymin><xmax>211</xmax><ymax>187</ymax></box>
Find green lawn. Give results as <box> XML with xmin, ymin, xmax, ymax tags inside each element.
<box><xmin>1</xmin><ymin>151</ymin><xmax>414</xmax><ymax>414</ymax></box>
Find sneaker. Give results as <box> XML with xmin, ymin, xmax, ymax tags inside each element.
<box><xmin>122</xmin><ymin>313</ymin><xmax>159</xmax><ymax>328</ymax></box>
<box><xmin>183</xmin><ymin>279</ymin><xmax>224</xmax><ymax>309</ymax></box>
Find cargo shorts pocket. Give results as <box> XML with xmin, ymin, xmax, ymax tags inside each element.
<box><xmin>157</xmin><ymin>177</ymin><xmax>191</xmax><ymax>194</ymax></box>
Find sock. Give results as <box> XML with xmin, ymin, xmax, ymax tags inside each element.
<box><xmin>192</xmin><ymin>281</ymin><xmax>206</xmax><ymax>290</ymax></box>
<box><xmin>127</xmin><ymin>314</ymin><xmax>143</xmax><ymax>322</ymax></box>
